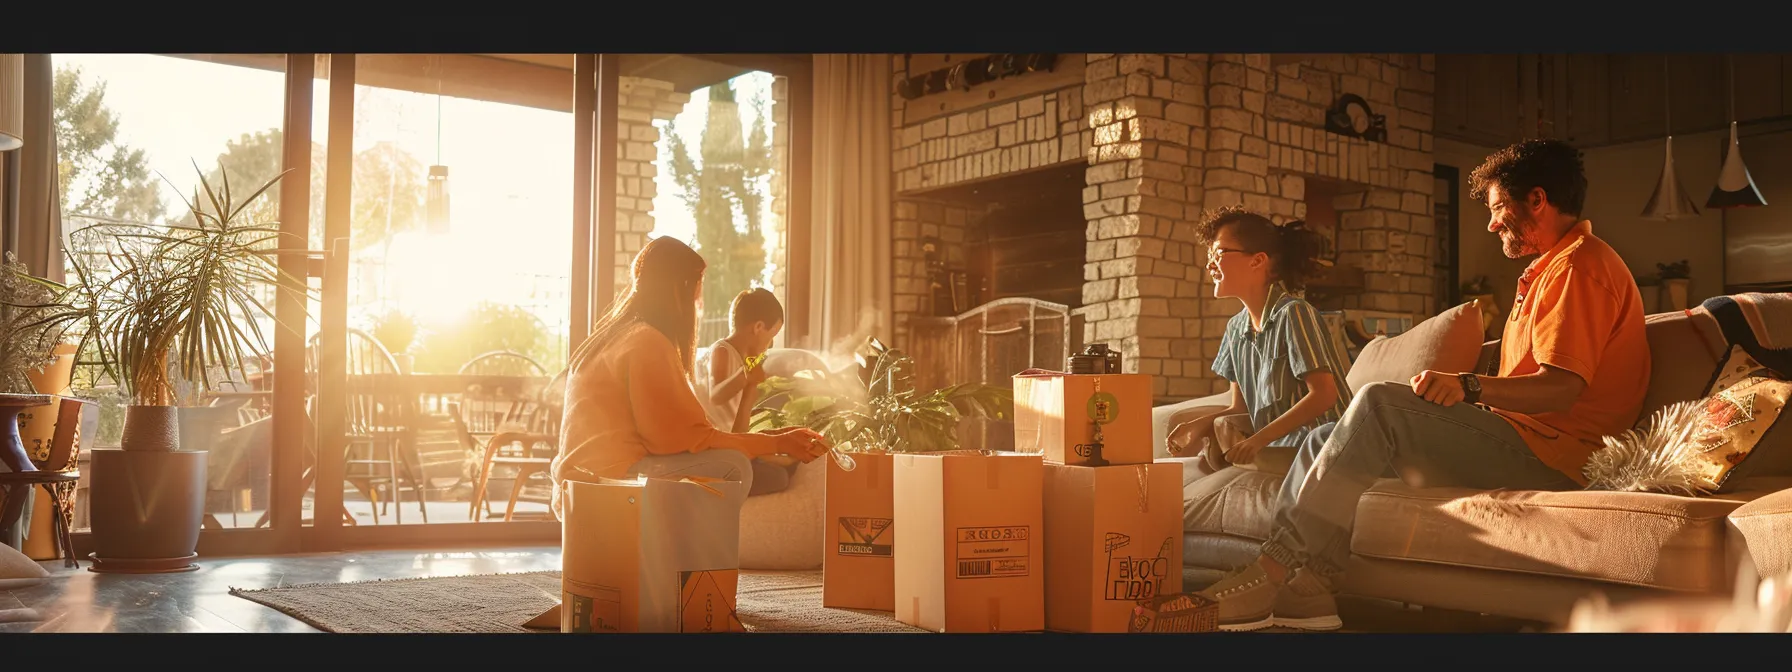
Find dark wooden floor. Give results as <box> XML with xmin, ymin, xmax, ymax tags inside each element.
<box><xmin>1</xmin><ymin>546</ymin><xmax>1540</xmax><ymax>633</ymax></box>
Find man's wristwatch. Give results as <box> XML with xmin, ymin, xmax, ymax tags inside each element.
<box><xmin>1459</xmin><ymin>373</ymin><xmax>1482</xmax><ymax>405</ymax></box>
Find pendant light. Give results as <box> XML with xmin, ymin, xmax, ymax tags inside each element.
<box><xmin>1707</xmin><ymin>54</ymin><xmax>1768</xmax><ymax>209</ymax></box>
<box><xmin>1641</xmin><ymin>57</ymin><xmax>1699</xmax><ymax>220</ymax></box>
<box><xmin>425</xmin><ymin>56</ymin><xmax>451</xmax><ymax>235</ymax></box>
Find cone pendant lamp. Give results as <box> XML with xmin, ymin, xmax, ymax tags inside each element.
<box><xmin>1707</xmin><ymin>55</ymin><xmax>1767</xmax><ymax>209</ymax></box>
<box><xmin>1641</xmin><ymin>58</ymin><xmax>1699</xmax><ymax>221</ymax></box>
<box><xmin>1642</xmin><ymin>136</ymin><xmax>1700</xmax><ymax>220</ymax></box>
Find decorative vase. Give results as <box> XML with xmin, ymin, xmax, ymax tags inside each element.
<box><xmin>0</xmin><ymin>393</ymin><xmax>52</xmax><ymax>474</ymax></box>
<box><xmin>25</xmin><ymin>343</ymin><xmax>78</xmax><ymax>396</ymax></box>
<box><xmin>120</xmin><ymin>405</ymin><xmax>181</xmax><ymax>452</ymax></box>
<box><xmin>1663</xmin><ymin>278</ymin><xmax>1692</xmax><ymax>312</ymax></box>
<box><xmin>1638</xmin><ymin>285</ymin><xmax>1661</xmax><ymax>314</ymax></box>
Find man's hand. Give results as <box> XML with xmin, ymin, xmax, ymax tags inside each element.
<box><xmin>1410</xmin><ymin>370</ymin><xmax>1466</xmax><ymax>407</ymax></box>
<box><xmin>1223</xmin><ymin>432</ymin><xmax>1268</xmax><ymax>466</ymax></box>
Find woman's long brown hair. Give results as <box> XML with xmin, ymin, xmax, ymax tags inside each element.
<box><xmin>570</xmin><ymin>236</ymin><xmax>708</xmax><ymax>376</ymax></box>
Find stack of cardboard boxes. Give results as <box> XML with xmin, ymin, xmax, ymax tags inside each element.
<box><xmin>822</xmin><ymin>358</ymin><xmax>1193</xmax><ymax>633</ymax></box>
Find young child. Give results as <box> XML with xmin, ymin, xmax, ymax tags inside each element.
<box><xmin>694</xmin><ymin>287</ymin><xmax>797</xmax><ymax>496</ymax></box>
<box><xmin>1169</xmin><ymin>206</ymin><xmax>1354</xmax><ymax>475</ymax></box>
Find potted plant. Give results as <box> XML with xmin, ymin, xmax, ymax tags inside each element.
<box><xmin>750</xmin><ymin>337</ymin><xmax>1012</xmax><ymax>455</ymax></box>
<box><xmin>372</xmin><ymin>309</ymin><xmax>418</xmax><ymax>374</ymax></box>
<box><xmin>1657</xmin><ymin>260</ymin><xmax>1692</xmax><ymax>312</ymax></box>
<box><xmin>1634</xmin><ymin>271</ymin><xmax>1661</xmax><ymax>314</ymax></box>
<box><xmin>24</xmin><ymin>164</ymin><xmax>305</xmax><ymax>572</ymax></box>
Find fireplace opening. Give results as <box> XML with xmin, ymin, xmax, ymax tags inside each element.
<box><xmin>928</xmin><ymin>162</ymin><xmax>1088</xmax><ymax>312</ymax></box>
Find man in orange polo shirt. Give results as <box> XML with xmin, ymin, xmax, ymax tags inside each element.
<box><xmin>1197</xmin><ymin>138</ymin><xmax>1651</xmax><ymax>631</ymax></box>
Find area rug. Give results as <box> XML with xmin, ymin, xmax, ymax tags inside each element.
<box><xmin>229</xmin><ymin>570</ymin><xmax>927</xmax><ymax>633</ymax></box>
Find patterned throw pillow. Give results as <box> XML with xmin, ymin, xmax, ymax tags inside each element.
<box><xmin>1698</xmin><ymin>345</ymin><xmax>1792</xmax><ymax>491</ymax></box>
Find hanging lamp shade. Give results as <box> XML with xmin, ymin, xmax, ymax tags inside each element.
<box><xmin>1706</xmin><ymin>121</ymin><xmax>1767</xmax><ymax>209</ymax></box>
<box><xmin>0</xmin><ymin>130</ymin><xmax>20</xmax><ymax>152</ymax></box>
<box><xmin>425</xmin><ymin>165</ymin><xmax>450</xmax><ymax>234</ymax></box>
<box><xmin>1641</xmin><ymin>136</ymin><xmax>1700</xmax><ymax>220</ymax></box>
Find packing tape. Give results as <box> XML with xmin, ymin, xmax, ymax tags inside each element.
<box><xmin>864</xmin><ymin>452</ymin><xmax>882</xmax><ymax>489</ymax></box>
<box><xmin>1135</xmin><ymin>464</ymin><xmax>1150</xmax><ymax>514</ymax></box>
<box><xmin>912</xmin><ymin>597</ymin><xmax>920</xmax><ymax>626</ymax></box>
<box><xmin>988</xmin><ymin>596</ymin><xmax>1001</xmax><ymax>632</ymax></box>
<box><xmin>986</xmin><ymin>453</ymin><xmax>1001</xmax><ymax>490</ymax></box>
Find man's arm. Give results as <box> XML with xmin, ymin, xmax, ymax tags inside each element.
<box><xmin>1410</xmin><ymin>364</ymin><xmax>1586</xmax><ymax>415</ymax></box>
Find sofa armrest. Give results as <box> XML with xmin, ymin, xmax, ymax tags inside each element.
<box><xmin>1730</xmin><ymin>487</ymin><xmax>1792</xmax><ymax>579</ymax></box>
<box><xmin>1152</xmin><ymin>392</ymin><xmax>1232</xmax><ymax>460</ymax></box>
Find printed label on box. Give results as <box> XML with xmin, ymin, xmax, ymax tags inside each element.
<box><xmin>562</xmin><ymin>583</ymin><xmax>623</xmax><ymax>633</ymax></box>
<box><xmin>678</xmin><ymin>569</ymin><xmax>742</xmax><ymax>633</ymax></box>
<box><xmin>1103</xmin><ymin>534</ymin><xmax>1174</xmax><ymax>601</ymax></box>
<box><xmin>955</xmin><ymin>525</ymin><xmax>1030</xmax><ymax>579</ymax></box>
<box><xmin>837</xmin><ymin>516</ymin><xmax>894</xmax><ymax>557</ymax></box>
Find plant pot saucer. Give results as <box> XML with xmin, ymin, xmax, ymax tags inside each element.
<box><xmin>0</xmin><ymin>393</ymin><xmax>53</xmax><ymax>408</ymax></box>
<box><xmin>87</xmin><ymin>553</ymin><xmax>200</xmax><ymax>574</ymax></box>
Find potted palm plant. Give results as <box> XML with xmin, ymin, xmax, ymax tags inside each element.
<box><xmin>52</xmin><ymin>164</ymin><xmax>304</xmax><ymax>572</ymax></box>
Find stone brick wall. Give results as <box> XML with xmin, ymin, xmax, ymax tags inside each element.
<box><xmin>891</xmin><ymin>197</ymin><xmax>976</xmax><ymax>345</ymax></box>
<box><xmin>888</xmin><ymin>53</ymin><xmax>1436</xmax><ymax>403</ymax></box>
<box><xmin>614</xmin><ymin>77</ymin><xmax>690</xmax><ymax>288</ymax></box>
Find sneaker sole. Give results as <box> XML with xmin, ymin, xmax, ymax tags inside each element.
<box><xmin>1272</xmin><ymin>615</ymin><xmax>1343</xmax><ymax>631</ymax></box>
<box><xmin>1216</xmin><ymin>615</ymin><xmax>1275</xmax><ymax>632</ymax></box>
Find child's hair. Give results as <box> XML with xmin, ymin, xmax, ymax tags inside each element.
<box><xmin>729</xmin><ymin>287</ymin><xmax>785</xmax><ymax>332</ymax></box>
<box><xmin>1191</xmin><ymin>205</ymin><xmax>1328</xmax><ymax>291</ymax></box>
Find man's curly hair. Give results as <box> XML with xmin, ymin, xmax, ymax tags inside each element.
<box><xmin>1468</xmin><ymin>138</ymin><xmax>1588</xmax><ymax>216</ymax></box>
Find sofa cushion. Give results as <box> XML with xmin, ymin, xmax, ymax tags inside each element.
<box><xmin>1345</xmin><ymin>301</ymin><xmax>1486</xmax><ymax>393</ymax></box>
<box><xmin>1348</xmin><ymin>479</ymin><xmax>1786</xmax><ymax>592</ymax></box>
<box><xmin>1182</xmin><ymin>466</ymin><xmax>1282</xmax><ymax>541</ymax></box>
<box><xmin>0</xmin><ymin>542</ymin><xmax>50</xmax><ymax>590</ymax></box>
<box><xmin>1729</xmin><ymin>486</ymin><xmax>1792</xmax><ymax>579</ymax></box>
<box><xmin>1637</xmin><ymin>308</ymin><xmax>1728</xmax><ymax>421</ymax></box>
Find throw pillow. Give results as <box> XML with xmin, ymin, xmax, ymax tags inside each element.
<box><xmin>1344</xmin><ymin>300</ymin><xmax>1487</xmax><ymax>393</ymax></box>
<box><xmin>0</xmin><ymin>541</ymin><xmax>51</xmax><ymax>589</ymax></box>
<box><xmin>1583</xmin><ymin>345</ymin><xmax>1792</xmax><ymax>495</ymax></box>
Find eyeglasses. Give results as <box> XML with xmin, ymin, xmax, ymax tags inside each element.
<box><xmin>1207</xmin><ymin>247</ymin><xmax>1256</xmax><ymax>262</ymax></box>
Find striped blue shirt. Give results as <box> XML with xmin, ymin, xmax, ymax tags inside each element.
<box><xmin>1210</xmin><ymin>282</ymin><xmax>1355</xmax><ymax>448</ymax></box>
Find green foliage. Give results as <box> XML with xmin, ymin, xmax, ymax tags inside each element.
<box><xmin>750</xmin><ymin>338</ymin><xmax>1011</xmax><ymax>454</ymax></box>
<box><xmin>53</xmin><ymin>65</ymin><xmax>166</xmax><ymax>225</ymax></box>
<box><xmin>409</xmin><ymin>301</ymin><xmax>561</xmax><ymax>374</ymax></box>
<box><xmin>1657</xmin><ymin>259</ymin><xmax>1691</xmax><ymax>280</ymax></box>
<box><xmin>0</xmin><ymin>253</ymin><xmax>64</xmax><ymax>393</ymax></box>
<box><xmin>174</xmin><ymin>129</ymin><xmax>329</xmax><ymax>247</ymax></box>
<box><xmin>667</xmin><ymin>78</ymin><xmax>773</xmax><ymax>327</ymax></box>
<box><xmin>371</xmin><ymin>309</ymin><xmax>419</xmax><ymax>354</ymax></box>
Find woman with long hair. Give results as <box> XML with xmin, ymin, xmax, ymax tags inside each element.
<box><xmin>551</xmin><ymin>237</ymin><xmax>829</xmax><ymax>519</ymax></box>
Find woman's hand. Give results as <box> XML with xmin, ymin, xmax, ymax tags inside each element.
<box><xmin>765</xmin><ymin>426</ymin><xmax>831</xmax><ymax>463</ymax></box>
<box><xmin>1167</xmin><ymin>415</ymin><xmax>1218</xmax><ymax>457</ymax></box>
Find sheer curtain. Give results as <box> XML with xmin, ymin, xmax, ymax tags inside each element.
<box><xmin>803</xmin><ymin>54</ymin><xmax>892</xmax><ymax>357</ymax></box>
<box><xmin>0</xmin><ymin>53</ymin><xmax>65</xmax><ymax>283</ymax></box>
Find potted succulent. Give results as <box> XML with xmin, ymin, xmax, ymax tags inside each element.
<box><xmin>1657</xmin><ymin>260</ymin><xmax>1692</xmax><ymax>312</ymax></box>
<box><xmin>1634</xmin><ymin>271</ymin><xmax>1661</xmax><ymax>314</ymax></box>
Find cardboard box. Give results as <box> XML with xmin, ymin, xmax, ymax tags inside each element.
<box><xmin>534</xmin><ymin>476</ymin><xmax>747</xmax><ymax>633</ymax></box>
<box><xmin>824</xmin><ymin>452</ymin><xmax>895</xmax><ymax>611</ymax></box>
<box><xmin>1043</xmin><ymin>462</ymin><xmax>1184</xmax><ymax>633</ymax></box>
<box><xmin>1012</xmin><ymin>373</ymin><xmax>1153</xmax><ymax>467</ymax></box>
<box><xmin>894</xmin><ymin>450</ymin><xmax>1044</xmax><ymax>633</ymax></box>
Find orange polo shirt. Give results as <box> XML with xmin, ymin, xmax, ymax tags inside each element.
<box><xmin>1491</xmin><ymin>220</ymin><xmax>1651</xmax><ymax>485</ymax></box>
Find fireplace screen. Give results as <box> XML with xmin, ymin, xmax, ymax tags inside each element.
<box><xmin>909</xmin><ymin>297</ymin><xmax>1072</xmax><ymax>451</ymax></box>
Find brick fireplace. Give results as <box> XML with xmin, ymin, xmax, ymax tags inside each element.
<box><xmin>890</xmin><ymin>54</ymin><xmax>1442</xmax><ymax>403</ymax></box>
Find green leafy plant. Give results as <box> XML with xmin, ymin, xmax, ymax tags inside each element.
<box><xmin>371</xmin><ymin>309</ymin><xmax>419</xmax><ymax>354</ymax></box>
<box><xmin>1657</xmin><ymin>259</ymin><xmax>1691</xmax><ymax>280</ymax></box>
<box><xmin>13</xmin><ymin>163</ymin><xmax>310</xmax><ymax>407</ymax></box>
<box><xmin>750</xmin><ymin>337</ymin><xmax>1011</xmax><ymax>454</ymax></box>
<box><xmin>0</xmin><ymin>253</ymin><xmax>65</xmax><ymax>394</ymax></box>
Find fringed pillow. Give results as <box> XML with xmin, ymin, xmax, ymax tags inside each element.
<box><xmin>1585</xmin><ymin>345</ymin><xmax>1792</xmax><ymax>495</ymax></box>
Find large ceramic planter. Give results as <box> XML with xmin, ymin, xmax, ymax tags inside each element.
<box><xmin>25</xmin><ymin>343</ymin><xmax>78</xmax><ymax>396</ymax></box>
<box><xmin>89</xmin><ymin>404</ymin><xmax>205</xmax><ymax>573</ymax></box>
